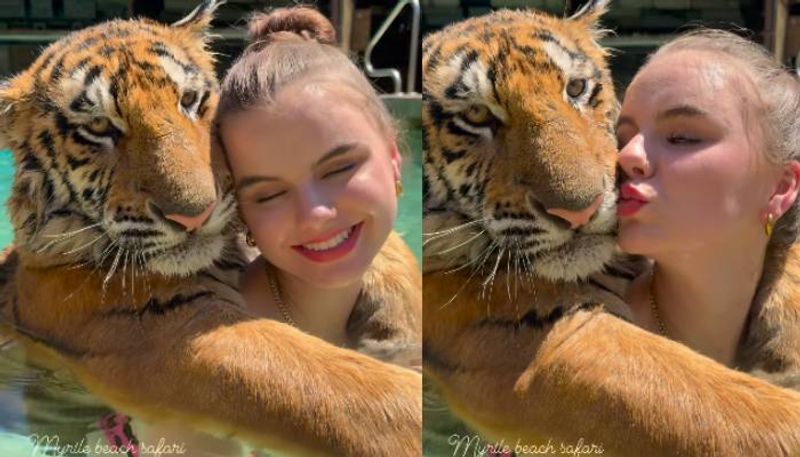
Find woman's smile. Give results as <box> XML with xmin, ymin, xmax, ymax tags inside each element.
<box><xmin>292</xmin><ymin>221</ymin><xmax>363</xmax><ymax>262</ymax></box>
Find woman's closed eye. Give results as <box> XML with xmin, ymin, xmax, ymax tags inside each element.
<box><xmin>322</xmin><ymin>162</ymin><xmax>357</xmax><ymax>179</ymax></box>
<box><xmin>666</xmin><ymin>132</ymin><xmax>701</xmax><ymax>145</ymax></box>
<box><xmin>256</xmin><ymin>190</ymin><xmax>287</xmax><ymax>203</ymax></box>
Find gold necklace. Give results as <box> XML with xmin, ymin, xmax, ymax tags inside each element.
<box><xmin>266</xmin><ymin>267</ymin><xmax>298</xmax><ymax>327</ymax></box>
<box><xmin>648</xmin><ymin>265</ymin><xmax>670</xmax><ymax>338</ymax></box>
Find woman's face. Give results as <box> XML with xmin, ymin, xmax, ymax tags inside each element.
<box><xmin>222</xmin><ymin>85</ymin><xmax>400</xmax><ymax>288</ymax></box>
<box><xmin>616</xmin><ymin>50</ymin><xmax>781</xmax><ymax>256</ymax></box>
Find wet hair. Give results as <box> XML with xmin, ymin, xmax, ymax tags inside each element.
<box><xmin>649</xmin><ymin>29</ymin><xmax>800</xmax><ymax>246</ymax></box>
<box><xmin>216</xmin><ymin>6</ymin><xmax>397</xmax><ymax>142</ymax></box>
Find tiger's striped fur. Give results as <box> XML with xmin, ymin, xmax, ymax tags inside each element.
<box><xmin>0</xmin><ymin>2</ymin><xmax>421</xmax><ymax>456</ymax></box>
<box><xmin>422</xmin><ymin>2</ymin><xmax>800</xmax><ymax>455</ymax></box>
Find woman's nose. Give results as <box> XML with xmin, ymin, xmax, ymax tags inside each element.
<box><xmin>296</xmin><ymin>186</ymin><xmax>337</xmax><ymax>230</ymax></box>
<box><xmin>618</xmin><ymin>134</ymin><xmax>652</xmax><ymax>179</ymax></box>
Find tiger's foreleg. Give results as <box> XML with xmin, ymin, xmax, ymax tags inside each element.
<box><xmin>424</xmin><ymin>273</ymin><xmax>800</xmax><ymax>457</ymax></box>
<box><xmin>5</xmin><ymin>264</ymin><xmax>421</xmax><ymax>457</ymax></box>
<box><xmin>71</xmin><ymin>316</ymin><xmax>422</xmax><ymax>457</ymax></box>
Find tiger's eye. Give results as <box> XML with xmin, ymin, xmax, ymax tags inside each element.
<box><xmin>180</xmin><ymin>90</ymin><xmax>198</xmax><ymax>109</ymax></box>
<box><xmin>566</xmin><ymin>78</ymin><xmax>587</xmax><ymax>98</ymax></box>
<box><xmin>86</xmin><ymin>116</ymin><xmax>112</xmax><ymax>136</ymax></box>
<box><xmin>463</xmin><ymin>104</ymin><xmax>491</xmax><ymax>125</ymax></box>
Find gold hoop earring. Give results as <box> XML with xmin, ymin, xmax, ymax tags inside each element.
<box><xmin>765</xmin><ymin>213</ymin><xmax>775</xmax><ymax>237</ymax></box>
<box><xmin>245</xmin><ymin>231</ymin><xmax>256</xmax><ymax>247</ymax></box>
<box><xmin>395</xmin><ymin>180</ymin><xmax>403</xmax><ymax>196</ymax></box>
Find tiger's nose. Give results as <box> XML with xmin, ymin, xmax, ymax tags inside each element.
<box><xmin>157</xmin><ymin>201</ymin><xmax>217</xmax><ymax>232</ymax></box>
<box><xmin>545</xmin><ymin>195</ymin><xmax>603</xmax><ymax>229</ymax></box>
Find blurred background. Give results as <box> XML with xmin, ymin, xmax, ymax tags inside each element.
<box><xmin>0</xmin><ymin>1</ymin><xmax>422</xmax><ymax>90</ymax></box>
<box><xmin>422</xmin><ymin>0</ymin><xmax>800</xmax><ymax>93</ymax></box>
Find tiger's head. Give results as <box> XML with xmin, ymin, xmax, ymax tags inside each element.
<box><xmin>423</xmin><ymin>1</ymin><xmax>619</xmax><ymax>282</ymax></box>
<box><xmin>0</xmin><ymin>0</ymin><xmax>235</xmax><ymax>277</ymax></box>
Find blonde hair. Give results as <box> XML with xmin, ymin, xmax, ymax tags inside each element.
<box><xmin>216</xmin><ymin>6</ymin><xmax>397</xmax><ymax>142</ymax></box>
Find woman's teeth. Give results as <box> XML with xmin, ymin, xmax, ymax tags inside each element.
<box><xmin>302</xmin><ymin>226</ymin><xmax>354</xmax><ymax>251</ymax></box>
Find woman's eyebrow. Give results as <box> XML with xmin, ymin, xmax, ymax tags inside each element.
<box><xmin>315</xmin><ymin>142</ymin><xmax>359</xmax><ymax>166</ymax></box>
<box><xmin>236</xmin><ymin>175</ymin><xmax>278</xmax><ymax>192</ymax></box>
<box><xmin>657</xmin><ymin>104</ymin><xmax>709</xmax><ymax>121</ymax></box>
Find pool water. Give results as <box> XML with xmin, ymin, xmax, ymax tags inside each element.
<box><xmin>0</xmin><ymin>150</ymin><xmax>13</xmax><ymax>250</ymax></box>
<box><xmin>397</xmin><ymin>129</ymin><xmax>423</xmax><ymax>260</ymax></box>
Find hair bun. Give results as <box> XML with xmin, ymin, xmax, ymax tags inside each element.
<box><xmin>247</xmin><ymin>6</ymin><xmax>337</xmax><ymax>48</ymax></box>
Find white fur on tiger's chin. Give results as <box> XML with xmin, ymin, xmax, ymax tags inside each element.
<box><xmin>533</xmin><ymin>233</ymin><xmax>616</xmax><ymax>282</ymax></box>
<box><xmin>148</xmin><ymin>236</ymin><xmax>227</xmax><ymax>277</ymax></box>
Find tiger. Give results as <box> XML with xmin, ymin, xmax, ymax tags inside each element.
<box><xmin>0</xmin><ymin>1</ymin><xmax>422</xmax><ymax>456</ymax></box>
<box><xmin>422</xmin><ymin>1</ymin><xmax>800</xmax><ymax>455</ymax></box>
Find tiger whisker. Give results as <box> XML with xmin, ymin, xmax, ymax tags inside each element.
<box><xmin>138</xmin><ymin>251</ymin><xmax>152</xmax><ymax>297</ymax></box>
<box><xmin>481</xmin><ymin>247</ymin><xmax>505</xmax><ymax>299</ymax></box>
<box><xmin>103</xmin><ymin>246</ymin><xmax>123</xmax><ymax>292</ymax></box>
<box><xmin>505</xmin><ymin>249</ymin><xmax>512</xmax><ymax>301</ymax></box>
<box><xmin>121</xmin><ymin>249</ymin><xmax>129</xmax><ymax>294</ymax></box>
<box><xmin>423</xmin><ymin>218</ymin><xmax>488</xmax><ymax>243</ymax></box>
<box><xmin>511</xmin><ymin>251</ymin><xmax>521</xmax><ymax>301</ymax></box>
<box><xmin>34</xmin><ymin>223</ymin><xmax>99</xmax><ymax>254</ymax></box>
<box><xmin>41</xmin><ymin>222</ymin><xmax>101</xmax><ymax>239</ymax></box>
<box><xmin>428</xmin><ymin>230</ymin><xmax>486</xmax><ymax>256</ymax></box>
<box><xmin>63</xmin><ymin>254</ymin><xmax>109</xmax><ymax>302</ymax></box>
<box><xmin>521</xmin><ymin>252</ymin><xmax>534</xmax><ymax>281</ymax></box>
<box><xmin>95</xmin><ymin>239</ymin><xmax>118</xmax><ymax>268</ymax></box>
<box><xmin>36</xmin><ymin>227</ymin><xmax>101</xmax><ymax>254</ymax></box>
<box><xmin>512</xmin><ymin>252</ymin><xmax>522</xmax><ymax>320</ymax></box>
<box><xmin>130</xmin><ymin>250</ymin><xmax>137</xmax><ymax>301</ymax></box>
<box><xmin>438</xmin><ymin>268</ymin><xmax>480</xmax><ymax>310</ymax></box>
<box><xmin>66</xmin><ymin>258</ymin><xmax>96</xmax><ymax>270</ymax></box>
<box><xmin>471</xmin><ymin>240</ymin><xmax>499</xmax><ymax>278</ymax></box>
<box><xmin>439</xmin><ymin>241</ymin><xmax>499</xmax><ymax>309</ymax></box>
<box><xmin>75</xmin><ymin>238</ymin><xmax>119</xmax><ymax>304</ymax></box>
<box><xmin>59</xmin><ymin>232</ymin><xmax>106</xmax><ymax>256</ymax></box>
<box><xmin>442</xmin><ymin>239</ymin><xmax>496</xmax><ymax>275</ymax></box>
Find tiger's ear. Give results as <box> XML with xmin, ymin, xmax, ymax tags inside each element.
<box><xmin>569</xmin><ymin>0</ymin><xmax>610</xmax><ymax>25</ymax></box>
<box><xmin>172</xmin><ymin>0</ymin><xmax>224</xmax><ymax>34</ymax></box>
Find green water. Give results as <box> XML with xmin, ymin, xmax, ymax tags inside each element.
<box><xmin>0</xmin><ymin>150</ymin><xmax>12</xmax><ymax>250</ymax></box>
<box><xmin>397</xmin><ymin>129</ymin><xmax>423</xmax><ymax>260</ymax></box>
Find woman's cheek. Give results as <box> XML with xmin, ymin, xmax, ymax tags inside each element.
<box><xmin>244</xmin><ymin>204</ymin><xmax>281</xmax><ymax>239</ymax></box>
<box><xmin>345</xmin><ymin>172</ymin><xmax>390</xmax><ymax>204</ymax></box>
